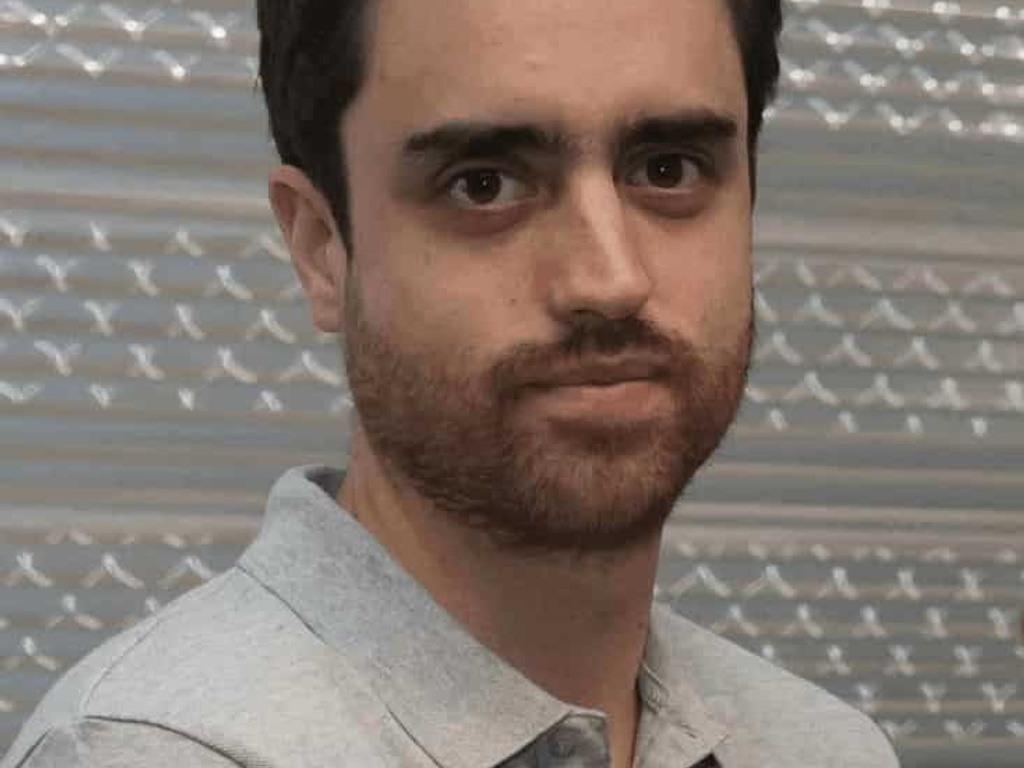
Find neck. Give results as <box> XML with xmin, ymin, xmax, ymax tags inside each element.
<box><xmin>338</xmin><ymin>429</ymin><xmax>660</xmax><ymax>768</ymax></box>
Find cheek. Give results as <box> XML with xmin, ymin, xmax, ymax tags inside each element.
<box><xmin>645</xmin><ymin>212</ymin><xmax>752</xmax><ymax>344</ymax></box>
<box><xmin>352</xmin><ymin>230</ymin><xmax>497</xmax><ymax>371</ymax></box>
<box><xmin>695</xmin><ymin>197</ymin><xmax>752</xmax><ymax>326</ymax></box>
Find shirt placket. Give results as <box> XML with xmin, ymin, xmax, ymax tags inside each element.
<box><xmin>500</xmin><ymin>715</ymin><xmax>611</xmax><ymax>768</ymax></box>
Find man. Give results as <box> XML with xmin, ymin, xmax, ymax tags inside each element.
<box><xmin>3</xmin><ymin>1</ymin><xmax>901</xmax><ymax>766</ymax></box>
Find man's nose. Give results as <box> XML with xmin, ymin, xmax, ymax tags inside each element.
<box><xmin>544</xmin><ymin>169</ymin><xmax>653</xmax><ymax>323</ymax></box>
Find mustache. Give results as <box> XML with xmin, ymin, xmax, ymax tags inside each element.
<box><xmin>493</xmin><ymin>315</ymin><xmax>681</xmax><ymax>394</ymax></box>
<box><xmin>560</xmin><ymin>312</ymin><xmax>669</xmax><ymax>359</ymax></box>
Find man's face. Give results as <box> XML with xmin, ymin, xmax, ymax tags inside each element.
<box><xmin>338</xmin><ymin>0</ymin><xmax>753</xmax><ymax>553</ymax></box>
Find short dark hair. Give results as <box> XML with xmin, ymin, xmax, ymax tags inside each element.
<box><xmin>257</xmin><ymin>0</ymin><xmax>783</xmax><ymax>249</ymax></box>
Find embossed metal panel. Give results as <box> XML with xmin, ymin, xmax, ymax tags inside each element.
<box><xmin>1</xmin><ymin>0</ymin><xmax>1022</xmax><ymax>765</ymax></box>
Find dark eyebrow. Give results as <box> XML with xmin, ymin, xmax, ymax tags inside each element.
<box><xmin>401</xmin><ymin>121</ymin><xmax>574</xmax><ymax>164</ymax></box>
<box><xmin>399</xmin><ymin>108</ymin><xmax>739</xmax><ymax>172</ymax></box>
<box><xmin>613</xmin><ymin>109</ymin><xmax>739</xmax><ymax>155</ymax></box>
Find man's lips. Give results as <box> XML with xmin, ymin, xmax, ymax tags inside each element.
<box><xmin>527</xmin><ymin>356</ymin><xmax>667</xmax><ymax>388</ymax></box>
<box><xmin>524</xmin><ymin>378</ymin><xmax>670</xmax><ymax>423</ymax></box>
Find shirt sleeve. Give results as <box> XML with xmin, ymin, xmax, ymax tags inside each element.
<box><xmin>14</xmin><ymin>719</ymin><xmax>242</xmax><ymax>768</ymax></box>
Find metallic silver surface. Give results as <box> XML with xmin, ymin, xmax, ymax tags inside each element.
<box><xmin>1</xmin><ymin>1</ymin><xmax>1022</xmax><ymax>765</ymax></box>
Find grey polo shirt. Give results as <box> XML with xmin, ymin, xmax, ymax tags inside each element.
<box><xmin>2</xmin><ymin>465</ymin><xmax>900</xmax><ymax>768</ymax></box>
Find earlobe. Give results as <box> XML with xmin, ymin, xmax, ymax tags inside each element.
<box><xmin>268</xmin><ymin>165</ymin><xmax>349</xmax><ymax>334</ymax></box>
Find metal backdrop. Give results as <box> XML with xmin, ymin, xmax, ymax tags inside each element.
<box><xmin>1</xmin><ymin>1</ymin><xmax>1022</xmax><ymax>766</ymax></box>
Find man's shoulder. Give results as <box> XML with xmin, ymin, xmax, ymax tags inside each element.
<box><xmin>5</xmin><ymin>720</ymin><xmax>241</xmax><ymax>768</ymax></box>
<box><xmin>656</xmin><ymin>604</ymin><xmax>900</xmax><ymax>767</ymax></box>
<box><xmin>3</xmin><ymin>568</ymin><xmax>389</xmax><ymax>768</ymax></box>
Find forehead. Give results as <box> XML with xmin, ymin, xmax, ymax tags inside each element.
<box><xmin>359</xmin><ymin>0</ymin><xmax>747</xmax><ymax>141</ymax></box>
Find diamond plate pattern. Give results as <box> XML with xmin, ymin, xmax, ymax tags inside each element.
<box><xmin>2</xmin><ymin>218</ymin><xmax>1024</xmax><ymax>438</ymax></box>
<box><xmin>2</xmin><ymin>1</ymin><xmax>1023</xmax><ymax>764</ymax></box>
<box><xmin>2</xmin><ymin>0</ymin><xmax>1022</xmax><ymax>138</ymax></box>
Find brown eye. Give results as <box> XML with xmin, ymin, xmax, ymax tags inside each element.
<box><xmin>446</xmin><ymin>169</ymin><xmax>533</xmax><ymax>208</ymax></box>
<box><xmin>625</xmin><ymin>153</ymin><xmax>705</xmax><ymax>190</ymax></box>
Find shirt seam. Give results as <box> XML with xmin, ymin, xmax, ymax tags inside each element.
<box><xmin>380</xmin><ymin>703</ymin><xmax>445</xmax><ymax>768</ymax></box>
<box><xmin>80</xmin><ymin>716</ymin><xmax>245</xmax><ymax>766</ymax></box>
<box><xmin>233</xmin><ymin>561</ymin><xmax>326</xmax><ymax>642</ymax></box>
<box><xmin>11</xmin><ymin>728</ymin><xmax>50</xmax><ymax>768</ymax></box>
<box><xmin>78</xmin><ymin>570</ymin><xmax>239</xmax><ymax>716</ymax></box>
<box><xmin>233</xmin><ymin>562</ymin><xmax>454</xmax><ymax>766</ymax></box>
<box><xmin>638</xmin><ymin>660</ymin><xmax>668</xmax><ymax>703</ymax></box>
<box><xmin>14</xmin><ymin>717</ymin><xmax>244</xmax><ymax>768</ymax></box>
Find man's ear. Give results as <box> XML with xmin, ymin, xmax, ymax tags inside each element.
<box><xmin>268</xmin><ymin>166</ymin><xmax>350</xmax><ymax>334</ymax></box>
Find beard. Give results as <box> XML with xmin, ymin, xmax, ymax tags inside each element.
<box><xmin>342</xmin><ymin>278</ymin><xmax>752</xmax><ymax>557</ymax></box>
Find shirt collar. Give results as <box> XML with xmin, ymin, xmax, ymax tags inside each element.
<box><xmin>639</xmin><ymin>604</ymin><xmax>731</xmax><ymax>764</ymax></box>
<box><xmin>239</xmin><ymin>464</ymin><xmax>728</xmax><ymax>768</ymax></box>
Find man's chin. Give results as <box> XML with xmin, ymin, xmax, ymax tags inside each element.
<box><xmin>477</xmin><ymin>492</ymin><xmax>682</xmax><ymax>557</ymax></box>
<box><xmin>482</xmin><ymin>442</ymin><xmax>699</xmax><ymax>555</ymax></box>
